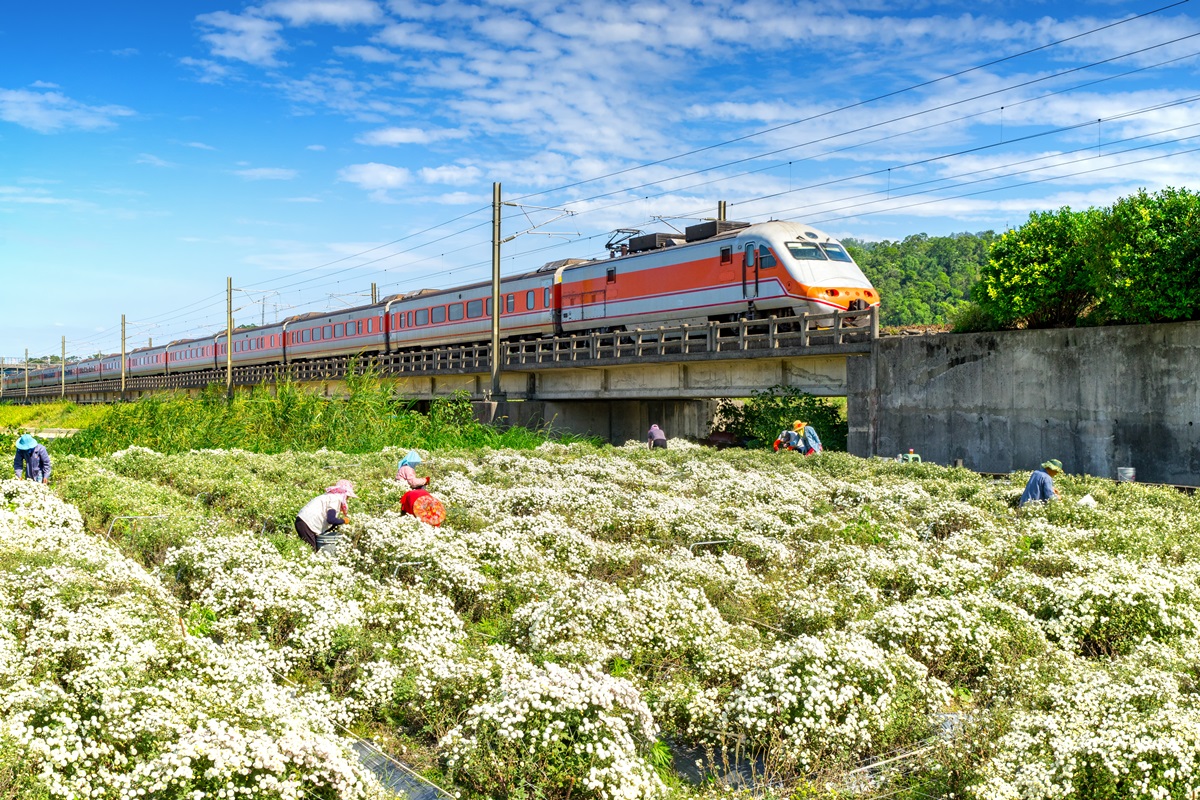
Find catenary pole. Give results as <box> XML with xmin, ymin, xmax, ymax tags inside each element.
<box><xmin>490</xmin><ymin>182</ymin><xmax>502</xmax><ymax>397</ymax></box>
<box><xmin>120</xmin><ymin>315</ymin><xmax>126</xmax><ymax>396</ymax></box>
<box><xmin>226</xmin><ymin>277</ymin><xmax>233</xmax><ymax>398</ymax></box>
<box><xmin>61</xmin><ymin>336</ymin><xmax>65</xmax><ymax>398</ymax></box>
<box><xmin>24</xmin><ymin>348</ymin><xmax>28</xmax><ymax>399</ymax></box>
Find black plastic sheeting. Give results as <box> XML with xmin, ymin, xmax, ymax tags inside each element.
<box><xmin>352</xmin><ymin>741</ymin><xmax>450</xmax><ymax>800</ymax></box>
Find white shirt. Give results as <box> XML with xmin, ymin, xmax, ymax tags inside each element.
<box><xmin>297</xmin><ymin>493</ymin><xmax>346</xmax><ymax>534</ymax></box>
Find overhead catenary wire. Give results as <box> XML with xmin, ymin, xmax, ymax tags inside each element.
<box><xmin>27</xmin><ymin>3</ymin><xmax>1200</xmax><ymax>357</ymax></box>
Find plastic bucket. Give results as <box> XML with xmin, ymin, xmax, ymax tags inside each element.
<box><xmin>1117</xmin><ymin>467</ymin><xmax>1136</xmax><ymax>482</ymax></box>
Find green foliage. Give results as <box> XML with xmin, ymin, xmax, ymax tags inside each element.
<box><xmin>1091</xmin><ymin>187</ymin><xmax>1200</xmax><ymax>323</ymax></box>
<box><xmin>54</xmin><ymin>377</ymin><xmax>582</xmax><ymax>457</ymax></box>
<box><xmin>974</xmin><ymin>206</ymin><xmax>1104</xmax><ymax>329</ymax></box>
<box><xmin>711</xmin><ymin>386</ymin><xmax>847</xmax><ymax>451</ymax></box>
<box><xmin>845</xmin><ymin>231</ymin><xmax>996</xmax><ymax>327</ymax></box>
<box><xmin>967</xmin><ymin>186</ymin><xmax>1200</xmax><ymax>330</ymax></box>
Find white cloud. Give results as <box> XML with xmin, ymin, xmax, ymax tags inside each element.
<box><xmin>418</xmin><ymin>164</ymin><xmax>481</xmax><ymax>186</ymax></box>
<box><xmin>136</xmin><ymin>153</ymin><xmax>175</xmax><ymax>168</ymax></box>
<box><xmin>339</xmin><ymin>162</ymin><xmax>414</xmax><ymax>200</ymax></box>
<box><xmin>284</xmin><ymin>196</ymin><xmax>322</xmax><ymax>202</ymax></box>
<box><xmin>196</xmin><ymin>11</ymin><xmax>286</xmax><ymax>67</ymax></box>
<box><xmin>373</xmin><ymin>22</ymin><xmax>456</xmax><ymax>52</ymax></box>
<box><xmin>29</xmin><ymin>80</ymin><xmax>59</xmax><ymax>89</ymax></box>
<box><xmin>334</xmin><ymin>44</ymin><xmax>399</xmax><ymax>63</ymax></box>
<box><xmin>0</xmin><ymin>88</ymin><xmax>134</xmax><ymax>133</ymax></box>
<box><xmin>355</xmin><ymin>125</ymin><xmax>465</xmax><ymax>145</ymax></box>
<box><xmin>261</xmin><ymin>0</ymin><xmax>384</xmax><ymax>26</ymax></box>
<box><xmin>234</xmin><ymin>167</ymin><xmax>299</xmax><ymax>180</ymax></box>
<box><xmin>0</xmin><ymin>185</ymin><xmax>76</xmax><ymax>206</ymax></box>
<box><xmin>306</xmin><ymin>144</ymin><xmax>326</xmax><ymax>150</ymax></box>
<box><xmin>338</xmin><ymin>162</ymin><xmax>410</xmax><ymax>189</ymax></box>
<box><xmin>185</xmin><ymin>141</ymin><xmax>216</xmax><ymax>150</ymax></box>
<box><xmin>111</xmin><ymin>48</ymin><xmax>139</xmax><ymax>57</ymax></box>
<box><xmin>179</xmin><ymin>56</ymin><xmax>233</xmax><ymax>83</ymax></box>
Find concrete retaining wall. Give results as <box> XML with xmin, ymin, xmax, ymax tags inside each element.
<box><xmin>848</xmin><ymin>321</ymin><xmax>1200</xmax><ymax>486</ymax></box>
<box><xmin>477</xmin><ymin>398</ymin><xmax>721</xmax><ymax>444</ymax></box>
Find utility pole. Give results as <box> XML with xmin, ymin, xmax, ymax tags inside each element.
<box><xmin>120</xmin><ymin>315</ymin><xmax>126</xmax><ymax>396</ymax></box>
<box><xmin>490</xmin><ymin>182</ymin><xmax>502</xmax><ymax>397</ymax></box>
<box><xmin>226</xmin><ymin>277</ymin><xmax>233</xmax><ymax>398</ymax></box>
<box><xmin>61</xmin><ymin>336</ymin><xmax>66</xmax><ymax>398</ymax></box>
<box><xmin>371</xmin><ymin>282</ymin><xmax>377</xmax><ymax>304</ymax></box>
<box><xmin>24</xmin><ymin>348</ymin><xmax>28</xmax><ymax>399</ymax></box>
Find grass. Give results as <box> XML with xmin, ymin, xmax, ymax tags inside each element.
<box><xmin>48</xmin><ymin>368</ymin><xmax>592</xmax><ymax>458</ymax></box>
<box><xmin>0</xmin><ymin>401</ymin><xmax>109</xmax><ymax>431</ymax></box>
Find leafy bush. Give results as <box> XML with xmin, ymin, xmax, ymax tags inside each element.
<box><xmin>1091</xmin><ymin>186</ymin><xmax>1200</xmax><ymax>324</ymax></box>
<box><xmin>711</xmin><ymin>385</ymin><xmax>847</xmax><ymax>451</ymax></box>
<box><xmin>973</xmin><ymin>206</ymin><xmax>1104</xmax><ymax>329</ymax></box>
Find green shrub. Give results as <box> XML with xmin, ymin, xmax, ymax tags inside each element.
<box><xmin>711</xmin><ymin>385</ymin><xmax>847</xmax><ymax>451</ymax></box>
<box><xmin>1092</xmin><ymin>186</ymin><xmax>1200</xmax><ymax>324</ymax></box>
<box><xmin>974</xmin><ymin>206</ymin><xmax>1103</xmax><ymax>329</ymax></box>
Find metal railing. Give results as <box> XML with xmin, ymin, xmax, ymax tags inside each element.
<box><xmin>14</xmin><ymin>307</ymin><xmax>876</xmax><ymax>398</ymax></box>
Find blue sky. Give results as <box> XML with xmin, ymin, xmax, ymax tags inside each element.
<box><xmin>3</xmin><ymin>0</ymin><xmax>1199</xmax><ymax>360</ymax></box>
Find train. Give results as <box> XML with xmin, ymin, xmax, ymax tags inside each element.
<box><xmin>5</xmin><ymin>219</ymin><xmax>879</xmax><ymax>392</ymax></box>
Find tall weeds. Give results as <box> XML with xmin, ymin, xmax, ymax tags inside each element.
<box><xmin>56</xmin><ymin>367</ymin><xmax>578</xmax><ymax>456</ymax></box>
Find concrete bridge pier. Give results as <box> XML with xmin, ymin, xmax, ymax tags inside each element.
<box><xmin>475</xmin><ymin>398</ymin><xmax>722</xmax><ymax>443</ymax></box>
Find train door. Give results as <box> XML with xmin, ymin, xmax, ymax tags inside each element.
<box><xmin>743</xmin><ymin>241</ymin><xmax>760</xmax><ymax>299</ymax></box>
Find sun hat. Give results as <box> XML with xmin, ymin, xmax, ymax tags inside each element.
<box><xmin>1041</xmin><ymin>459</ymin><xmax>1063</xmax><ymax>473</ymax></box>
<box><xmin>16</xmin><ymin>434</ymin><xmax>37</xmax><ymax>450</ymax></box>
<box><xmin>326</xmin><ymin>479</ymin><xmax>358</xmax><ymax>498</ymax></box>
<box><xmin>399</xmin><ymin>450</ymin><xmax>422</xmax><ymax>469</ymax></box>
<box><xmin>792</xmin><ymin>420</ymin><xmax>806</xmax><ymax>431</ymax></box>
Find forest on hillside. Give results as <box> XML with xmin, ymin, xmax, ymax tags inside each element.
<box><xmin>845</xmin><ymin>231</ymin><xmax>997</xmax><ymax>328</ymax></box>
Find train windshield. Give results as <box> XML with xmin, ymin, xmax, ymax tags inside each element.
<box><xmin>819</xmin><ymin>242</ymin><xmax>855</xmax><ymax>262</ymax></box>
<box><xmin>786</xmin><ymin>242</ymin><xmax>828</xmax><ymax>260</ymax></box>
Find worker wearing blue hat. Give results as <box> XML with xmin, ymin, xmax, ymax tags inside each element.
<box><xmin>14</xmin><ymin>434</ymin><xmax>52</xmax><ymax>484</ymax></box>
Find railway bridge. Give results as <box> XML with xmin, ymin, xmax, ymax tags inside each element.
<box><xmin>7</xmin><ymin>309</ymin><xmax>875</xmax><ymax>443</ymax></box>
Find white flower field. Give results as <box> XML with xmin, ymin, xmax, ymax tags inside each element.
<box><xmin>3</xmin><ymin>441</ymin><xmax>1200</xmax><ymax>799</ymax></box>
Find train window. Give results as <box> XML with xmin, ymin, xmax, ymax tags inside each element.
<box><xmin>606</xmin><ymin>266</ymin><xmax>616</xmax><ymax>283</ymax></box>
<box><xmin>721</xmin><ymin>246</ymin><xmax>732</xmax><ymax>264</ymax></box>
<box><xmin>259</xmin><ymin>337</ymin><xmax>265</xmax><ymax>348</ymax></box>
<box><xmin>466</xmin><ymin>299</ymin><xmax>483</xmax><ymax>318</ymax></box>
<box><xmin>302</xmin><ymin>329</ymin><xmax>310</xmax><ymax>343</ymax></box>
<box><xmin>786</xmin><ymin>242</ymin><xmax>828</xmax><ymax>261</ymax></box>
<box><xmin>323</xmin><ymin>325</ymin><xmax>333</xmax><ymax>339</ymax></box>
<box><xmin>405</xmin><ymin>312</ymin><xmax>412</xmax><ymax>328</ymax></box>
<box><xmin>415</xmin><ymin>309</ymin><xmax>428</xmax><ymax>326</ymax></box>
<box><xmin>544</xmin><ymin>287</ymin><xmax>551</xmax><ymax>308</ymax></box>
<box><xmin>745</xmin><ymin>244</ymin><xmax>757</xmax><ymax>267</ymax></box>
<box><xmin>357</xmin><ymin>320</ymin><xmax>363</xmax><ymax>335</ymax></box>
<box><xmin>449</xmin><ymin>303</ymin><xmax>465</xmax><ymax>321</ymax></box>
<box><xmin>335</xmin><ymin>324</ymin><xmax>344</xmax><ymax>338</ymax></box>
<box><xmin>506</xmin><ymin>294</ymin><xmax>514</xmax><ymax>313</ymax></box>
<box><xmin>526</xmin><ymin>290</ymin><xmax>535</xmax><ymax>310</ymax></box>
<box><xmin>486</xmin><ymin>297</ymin><xmax>491</xmax><ymax>316</ymax></box>
<box><xmin>367</xmin><ymin>318</ymin><xmax>373</xmax><ymax>333</ymax></box>
<box><xmin>431</xmin><ymin>306</ymin><xmax>446</xmax><ymax>324</ymax></box>
<box><xmin>819</xmin><ymin>242</ymin><xmax>854</xmax><ymax>262</ymax></box>
<box><xmin>759</xmin><ymin>246</ymin><xmax>777</xmax><ymax>269</ymax></box>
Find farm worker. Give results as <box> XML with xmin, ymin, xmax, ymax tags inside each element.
<box><xmin>774</xmin><ymin>421</ymin><xmax>822</xmax><ymax>455</ymax></box>
<box><xmin>295</xmin><ymin>479</ymin><xmax>357</xmax><ymax>552</ymax></box>
<box><xmin>1020</xmin><ymin>459</ymin><xmax>1063</xmax><ymax>506</ymax></box>
<box><xmin>400</xmin><ymin>488</ymin><xmax>446</xmax><ymax>527</ymax></box>
<box><xmin>14</xmin><ymin>434</ymin><xmax>52</xmax><ymax>483</ymax></box>
<box><xmin>647</xmin><ymin>424</ymin><xmax>667</xmax><ymax>449</ymax></box>
<box><xmin>395</xmin><ymin>450</ymin><xmax>429</xmax><ymax>489</ymax></box>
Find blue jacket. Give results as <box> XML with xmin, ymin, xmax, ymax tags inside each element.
<box><xmin>15</xmin><ymin>444</ymin><xmax>52</xmax><ymax>480</ymax></box>
<box><xmin>1020</xmin><ymin>469</ymin><xmax>1056</xmax><ymax>505</ymax></box>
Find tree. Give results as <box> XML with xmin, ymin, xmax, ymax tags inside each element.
<box><xmin>1092</xmin><ymin>187</ymin><xmax>1200</xmax><ymax>324</ymax></box>
<box><xmin>973</xmin><ymin>207</ymin><xmax>1103</xmax><ymax>329</ymax></box>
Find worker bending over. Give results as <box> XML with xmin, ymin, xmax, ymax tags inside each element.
<box><xmin>774</xmin><ymin>421</ymin><xmax>822</xmax><ymax>455</ymax></box>
<box><xmin>1020</xmin><ymin>459</ymin><xmax>1063</xmax><ymax>506</ymax></box>
<box><xmin>14</xmin><ymin>434</ymin><xmax>52</xmax><ymax>483</ymax></box>
<box><xmin>396</xmin><ymin>450</ymin><xmax>430</xmax><ymax>489</ymax></box>
<box><xmin>296</xmin><ymin>479</ymin><xmax>357</xmax><ymax>552</ymax></box>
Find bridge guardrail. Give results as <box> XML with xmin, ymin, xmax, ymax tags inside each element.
<box><xmin>11</xmin><ymin>307</ymin><xmax>875</xmax><ymax>398</ymax></box>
